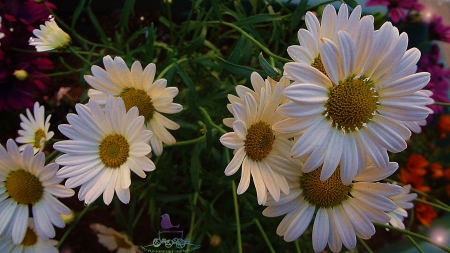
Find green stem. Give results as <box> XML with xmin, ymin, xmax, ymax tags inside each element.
<box><xmin>198</xmin><ymin>107</ymin><xmax>227</xmax><ymax>134</ymax></box>
<box><xmin>294</xmin><ymin>239</ymin><xmax>302</xmax><ymax>253</ymax></box>
<box><xmin>434</xmin><ymin>102</ymin><xmax>450</xmax><ymax>107</ymax></box>
<box><xmin>407</xmin><ymin>235</ymin><xmax>425</xmax><ymax>253</ymax></box>
<box><xmin>204</xmin><ymin>21</ymin><xmax>291</xmax><ymax>63</ymax></box>
<box><xmin>163</xmin><ymin>135</ymin><xmax>206</xmax><ymax>148</ymax></box>
<box><xmin>157</xmin><ymin>58</ymin><xmax>188</xmax><ymax>79</ymax></box>
<box><xmin>186</xmin><ymin>180</ymin><xmax>201</xmax><ymax>251</ymax></box>
<box><xmin>57</xmin><ymin>204</ymin><xmax>96</xmax><ymax>248</ymax></box>
<box><xmin>68</xmin><ymin>47</ymin><xmax>93</xmax><ymax>66</ymax></box>
<box><xmin>45</xmin><ymin>149</ymin><xmax>60</xmax><ymax>163</ymax></box>
<box><xmin>44</xmin><ymin>3</ymin><xmax>122</xmax><ymax>54</ymax></box>
<box><xmin>415</xmin><ymin>198</ymin><xmax>450</xmax><ymax>213</ymax></box>
<box><xmin>358</xmin><ymin>237</ymin><xmax>374</xmax><ymax>253</ymax></box>
<box><xmin>374</xmin><ymin>222</ymin><xmax>450</xmax><ymax>252</ymax></box>
<box><xmin>254</xmin><ymin>219</ymin><xmax>276</xmax><ymax>253</ymax></box>
<box><xmin>231</xmin><ymin>180</ymin><xmax>243</xmax><ymax>253</ymax></box>
<box><xmin>32</xmin><ymin>69</ymin><xmax>82</xmax><ymax>78</ymax></box>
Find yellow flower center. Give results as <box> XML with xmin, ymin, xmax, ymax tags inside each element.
<box><xmin>114</xmin><ymin>234</ymin><xmax>132</xmax><ymax>249</ymax></box>
<box><xmin>98</xmin><ymin>134</ymin><xmax>130</xmax><ymax>168</ymax></box>
<box><xmin>13</xmin><ymin>70</ymin><xmax>28</xmax><ymax>81</ymax></box>
<box><xmin>5</xmin><ymin>169</ymin><xmax>44</xmax><ymax>204</ymax></box>
<box><xmin>34</xmin><ymin>129</ymin><xmax>46</xmax><ymax>149</ymax></box>
<box><xmin>311</xmin><ymin>56</ymin><xmax>327</xmax><ymax>76</ymax></box>
<box><xmin>300</xmin><ymin>167</ymin><xmax>352</xmax><ymax>208</ymax></box>
<box><xmin>244</xmin><ymin>121</ymin><xmax>274</xmax><ymax>162</ymax></box>
<box><xmin>325</xmin><ymin>76</ymin><xmax>378</xmax><ymax>132</ymax></box>
<box><xmin>120</xmin><ymin>88</ymin><xmax>154</xmax><ymax>121</ymax></box>
<box><xmin>21</xmin><ymin>227</ymin><xmax>38</xmax><ymax>246</ymax></box>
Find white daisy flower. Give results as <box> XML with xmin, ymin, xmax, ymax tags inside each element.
<box><xmin>0</xmin><ymin>16</ymin><xmax>5</xmax><ymax>42</ymax></box>
<box><xmin>287</xmin><ymin>4</ymin><xmax>364</xmax><ymax>68</ymax></box>
<box><xmin>262</xmin><ymin>160</ymin><xmax>402</xmax><ymax>253</ymax></box>
<box><xmin>220</xmin><ymin>72</ymin><xmax>296</xmax><ymax>205</ymax></box>
<box><xmin>387</xmin><ymin>183</ymin><xmax>417</xmax><ymax>229</ymax></box>
<box><xmin>16</xmin><ymin>102</ymin><xmax>54</xmax><ymax>153</ymax></box>
<box><xmin>0</xmin><ymin>140</ymin><xmax>74</xmax><ymax>244</ymax></box>
<box><xmin>276</xmin><ymin>5</ymin><xmax>432</xmax><ymax>184</ymax></box>
<box><xmin>90</xmin><ymin>223</ymin><xmax>140</xmax><ymax>253</ymax></box>
<box><xmin>0</xmin><ymin>218</ymin><xmax>58</xmax><ymax>253</ymax></box>
<box><xmin>54</xmin><ymin>96</ymin><xmax>155</xmax><ymax>205</ymax></box>
<box><xmin>29</xmin><ymin>17</ymin><xmax>71</xmax><ymax>52</ymax></box>
<box><xmin>224</xmin><ymin>74</ymin><xmax>291</xmax><ymax>128</ymax></box>
<box><xmin>85</xmin><ymin>56</ymin><xmax>182</xmax><ymax>156</ymax></box>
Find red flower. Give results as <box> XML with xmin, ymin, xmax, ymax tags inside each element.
<box><xmin>437</xmin><ymin>114</ymin><xmax>450</xmax><ymax>138</ymax></box>
<box><xmin>428</xmin><ymin>162</ymin><xmax>444</xmax><ymax>178</ymax></box>
<box><xmin>398</xmin><ymin>168</ymin><xmax>431</xmax><ymax>192</ymax></box>
<box><xmin>415</xmin><ymin>199</ymin><xmax>437</xmax><ymax>227</ymax></box>
<box><xmin>406</xmin><ymin>154</ymin><xmax>428</xmax><ymax>176</ymax></box>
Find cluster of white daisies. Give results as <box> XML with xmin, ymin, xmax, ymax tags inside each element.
<box><xmin>0</xmin><ymin>2</ymin><xmax>431</xmax><ymax>253</ymax></box>
<box><xmin>220</xmin><ymin>3</ymin><xmax>426</xmax><ymax>253</ymax></box>
<box><xmin>0</xmin><ymin>56</ymin><xmax>181</xmax><ymax>251</ymax></box>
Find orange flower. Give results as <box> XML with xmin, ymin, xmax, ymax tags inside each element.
<box><xmin>444</xmin><ymin>168</ymin><xmax>450</xmax><ymax>180</ymax></box>
<box><xmin>397</xmin><ymin>168</ymin><xmax>431</xmax><ymax>192</ymax></box>
<box><xmin>415</xmin><ymin>198</ymin><xmax>438</xmax><ymax>227</ymax></box>
<box><xmin>429</xmin><ymin>162</ymin><xmax>444</xmax><ymax>178</ymax></box>
<box><xmin>446</xmin><ymin>184</ymin><xmax>450</xmax><ymax>197</ymax></box>
<box><xmin>436</xmin><ymin>114</ymin><xmax>450</xmax><ymax>138</ymax></box>
<box><xmin>406</xmin><ymin>154</ymin><xmax>428</xmax><ymax>176</ymax></box>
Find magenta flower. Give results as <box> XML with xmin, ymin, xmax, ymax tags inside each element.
<box><xmin>427</xmin><ymin>15</ymin><xmax>450</xmax><ymax>43</ymax></box>
<box><xmin>366</xmin><ymin>0</ymin><xmax>424</xmax><ymax>23</ymax></box>
<box><xmin>0</xmin><ymin>24</ymin><xmax>53</xmax><ymax>111</ymax></box>
<box><xmin>418</xmin><ymin>44</ymin><xmax>450</xmax><ymax>117</ymax></box>
<box><xmin>2</xmin><ymin>0</ymin><xmax>56</xmax><ymax>32</ymax></box>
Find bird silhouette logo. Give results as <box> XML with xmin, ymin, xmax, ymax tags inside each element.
<box><xmin>160</xmin><ymin>213</ymin><xmax>180</xmax><ymax>230</ymax></box>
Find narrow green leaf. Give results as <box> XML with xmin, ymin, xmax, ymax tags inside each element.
<box><xmin>87</xmin><ymin>0</ymin><xmax>109</xmax><ymax>45</ymax></box>
<box><xmin>343</xmin><ymin>0</ymin><xmax>358</xmax><ymax>8</ymax></box>
<box><xmin>183</xmin><ymin>26</ymin><xmax>207</xmax><ymax>55</ymax></box>
<box><xmin>211</xmin><ymin>0</ymin><xmax>222</xmax><ymax>21</ymax></box>
<box><xmin>217</xmin><ymin>57</ymin><xmax>266</xmax><ymax>78</ymax></box>
<box><xmin>116</xmin><ymin>0</ymin><xmax>136</xmax><ymax>31</ymax></box>
<box><xmin>144</xmin><ymin>24</ymin><xmax>156</xmax><ymax>63</ymax></box>
<box><xmin>290</xmin><ymin>0</ymin><xmax>309</xmax><ymax>31</ymax></box>
<box><xmin>234</xmin><ymin>14</ymin><xmax>282</xmax><ymax>26</ymax></box>
<box><xmin>258</xmin><ymin>52</ymin><xmax>280</xmax><ymax>80</ymax></box>
<box><xmin>71</xmin><ymin>0</ymin><xmax>86</xmax><ymax>28</ymax></box>
<box><xmin>174</xmin><ymin>62</ymin><xmax>200</xmax><ymax>103</ymax></box>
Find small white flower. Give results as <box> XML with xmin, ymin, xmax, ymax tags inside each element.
<box><xmin>387</xmin><ymin>183</ymin><xmax>417</xmax><ymax>229</ymax></box>
<box><xmin>85</xmin><ymin>56</ymin><xmax>183</xmax><ymax>156</ymax></box>
<box><xmin>0</xmin><ymin>140</ymin><xmax>74</xmax><ymax>244</ymax></box>
<box><xmin>0</xmin><ymin>218</ymin><xmax>58</xmax><ymax>253</ymax></box>
<box><xmin>16</xmin><ymin>102</ymin><xmax>54</xmax><ymax>153</ymax></box>
<box><xmin>220</xmin><ymin>72</ymin><xmax>296</xmax><ymax>205</ymax></box>
<box><xmin>54</xmin><ymin>96</ymin><xmax>155</xmax><ymax>205</ymax></box>
<box><xmin>29</xmin><ymin>19</ymin><xmax>71</xmax><ymax>52</ymax></box>
<box><xmin>90</xmin><ymin>223</ymin><xmax>140</xmax><ymax>253</ymax></box>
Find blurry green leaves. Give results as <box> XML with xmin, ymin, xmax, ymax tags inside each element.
<box><xmin>258</xmin><ymin>53</ymin><xmax>282</xmax><ymax>81</ymax></box>
<box><xmin>116</xmin><ymin>0</ymin><xmax>136</xmax><ymax>32</ymax></box>
<box><xmin>71</xmin><ymin>0</ymin><xmax>86</xmax><ymax>29</ymax></box>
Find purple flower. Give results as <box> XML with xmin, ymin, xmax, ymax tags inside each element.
<box><xmin>427</xmin><ymin>15</ymin><xmax>450</xmax><ymax>44</ymax></box>
<box><xmin>0</xmin><ymin>18</ymin><xmax>53</xmax><ymax>111</ymax></box>
<box><xmin>366</xmin><ymin>0</ymin><xmax>424</xmax><ymax>23</ymax></box>
<box><xmin>418</xmin><ymin>44</ymin><xmax>450</xmax><ymax>117</ymax></box>
<box><xmin>2</xmin><ymin>0</ymin><xmax>56</xmax><ymax>32</ymax></box>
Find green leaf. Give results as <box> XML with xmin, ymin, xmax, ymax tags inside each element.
<box><xmin>290</xmin><ymin>0</ymin><xmax>308</xmax><ymax>31</ymax></box>
<box><xmin>183</xmin><ymin>26</ymin><xmax>207</xmax><ymax>55</ymax></box>
<box><xmin>217</xmin><ymin>57</ymin><xmax>266</xmax><ymax>78</ymax></box>
<box><xmin>174</xmin><ymin>61</ymin><xmax>202</xmax><ymax>118</ymax></box>
<box><xmin>87</xmin><ymin>0</ymin><xmax>109</xmax><ymax>45</ymax></box>
<box><xmin>116</xmin><ymin>0</ymin><xmax>136</xmax><ymax>31</ymax></box>
<box><xmin>234</xmin><ymin>14</ymin><xmax>282</xmax><ymax>26</ymax></box>
<box><xmin>258</xmin><ymin>52</ymin><xmax>280</xmax><ymax>80</ymax></box>
<box><xmin>71</xmin><ymin>0</ymin><xmax>86</xmax><ymax>28</ymax></box>
<box><xmin>211</xmin><ymin>0</ymin><xmax>222</xmax><ymax>21</ymax></box>
<box><xmin>343</xmin><ymin>0</ymin><xmax>358</xmax><ymax>8</ymax></box>
<box><xmin>144</xmin><ymin>24</ymin><xmax>156</xmax><ymax>63</ymax></box>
